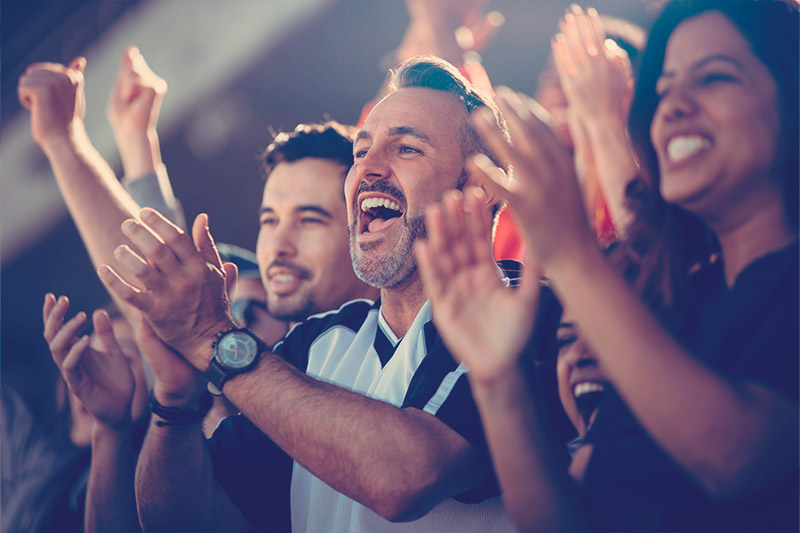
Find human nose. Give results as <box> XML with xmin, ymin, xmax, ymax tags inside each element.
<box><xmin>658</xmin><ymin>83</ymin><xmax>698</xmax><ymax>122</ymax></box>
<box><xmin>269</xmin><ymin>221</ymin><xmax>298</xmax><ymax>258</ymax></box>
<box><xmin>357</xmin><ymin>144</ymin><xmax>390</xmax><ymax>183</ymax></box>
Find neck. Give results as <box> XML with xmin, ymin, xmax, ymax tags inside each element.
<box><xmin>378</xmin><ymin>274</ymin><xmax>427</xmax><ymax>338</ymax></box>
<box><xmin>710</xmin><ymin>200</ymin><xmax>796</xmax><ymax>287</ymax></box>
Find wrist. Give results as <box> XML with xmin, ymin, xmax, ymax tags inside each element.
<box><xmin>39</xmin><ymin>119</ymin><xmax>90</xmax><ymax>158</ymax></box>
<box><xmin>150</xmin><ymin>389</ymin><xmax>213</xmax><ymax>427</ymax></box>
<box><xmin>471</xmin><ymin>365</ymin><xmax>529</xmax><ymax>407</ymax></box>
<box><xmin>115</xmin><ymin>129</ymin><xmax>161</xmax><ymax>178</ymax></box>
<box><xmin>91</xmin><ymin>416</ymin><xmax>133</xmax><ymax>440</ymax></box>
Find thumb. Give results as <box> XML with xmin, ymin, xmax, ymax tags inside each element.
<box><xmin>69</xmin><ymin>56</ymin><xmax>87</xmax><ymax>73</ymax></box>
<box><xmin>192</xmin><ymin>213</ymin><xmax>223</xmax><ymax>269</ymax></box>
<box><xmin>223</xmin><ymin>262</ymin><xmax>238</xmax><ymax>303</ymax></box>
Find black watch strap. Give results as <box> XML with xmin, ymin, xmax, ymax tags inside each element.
<box><xmin>206</xmin><ymin>358</ymin><xmax>231</xmax><ymax>391</ymax></box>
<box><xmin>150</xmin><ymin>391</ymin><xmax>213</xmax><ymax>427</ymax></box>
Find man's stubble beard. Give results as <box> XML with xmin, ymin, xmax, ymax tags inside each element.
<box><xmin>349</xmin><ymin>214</ymin><xmax>426</xmax><ymax>290</ymax></box>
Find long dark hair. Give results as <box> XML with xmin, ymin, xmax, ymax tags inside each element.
<box><xmin>620</xmin><ymin>0</ymin><xmax>799</xmax><ymax>320</ymax></box>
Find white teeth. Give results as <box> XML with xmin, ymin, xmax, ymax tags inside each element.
<box><xmin>667</xmin><ymin>135</ymin><xmax>710</xmax><ymax>163</ymax></box>
<box><xmin>360</xmin><ymin>197</ymin><xmax>402</xmax><ymax>213</ymax></box>
<box><xmin>272</xmin><ymin>273</ymin><xmax>296</xmax><ymax>283</ymax></box>
<box><xmin>573</xmin><ymin>382</ymin><xmax>605</xmax><ymax>398</ymax></box>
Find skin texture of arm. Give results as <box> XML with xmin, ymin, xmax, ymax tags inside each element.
<box><xmin>471</xmin><ymin>87</ymin><xmax>800</xmax><ymax>499</ymax></box>
<box><xmin>18</xmin><ymin>58</ymin><xmax>146</xmax><ymax>324</ymax></box>
<box><xmin>100</xmin><ymin>208</ymin><xmax>491</xmax><ymax>522</ymax></box>
<box><xmin>415</xmin><ymin>189</ymin><xmax>585</xmax><ymax>530</ymax></box>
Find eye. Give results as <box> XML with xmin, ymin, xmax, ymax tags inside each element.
<box><xmin>260</xmin><ymin>215</ymin><xmax>277</xmax><ymax>227</ymax></box>
<box><xmin>700</xmin><ymin>72</ymin><xmax>737</xmax><ymax>86</ymax></box>
<box><xmin>557</xmin><ymin>334</ymin><xmax>577</xmax><ymax>350</ymax></box>
<box><xmin>399</xmin><ymin>145</ymin><xmax>422</xmax><ymax>156</ymax></box>
<box><xmin>354</xmin><ymin>147</ymin><xmax>369</xmax><ymax>159</ymax></box>
<box><xmin>300</xmin><ymin>216</ymin><xmax>325</xmax><ymax>225</ymax></box>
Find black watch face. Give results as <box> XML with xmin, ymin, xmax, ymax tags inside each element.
<box><xmin>216</xmin><ymin>331</ymin><xmax>258</xmax><ymax>369</ymax></box>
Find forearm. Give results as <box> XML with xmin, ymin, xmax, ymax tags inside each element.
<box><xmin>224</xmin><ymin>354</ymin><xmax>482</xmax><ymax>521</ymax></box>
<box><xmin>114</xmin><ymin>128</ymin><xmax>162</xmax><ymax>179</ymax></box>
<box><xmin>552</xmin><ymin>248</ymin><xmax>799</xmax><ymax>497</ymax></box>
<box><xmin>135</xmin><ymin>418</ymin><xmax>248</xmax><ymax>531</ymax></box>
<box><xmin>85</xmin><ymin>422</ymin><xmax>139</xmax><ymax>533</ymax></box>
<box><xmin>472</xmin><ymin>368</ymin><xmax>585</xmax><ymax>532</ymax></box>
<box><xmin>40</xmin><ymin>124</ymin><xmax>143</xmax><ymax>319</ymax></box>
<box><xmin>582</xmin><ymin>115</ymin><xmax>638</xmax><ymax>234</ymax></box>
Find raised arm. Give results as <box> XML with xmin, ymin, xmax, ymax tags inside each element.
<box><xmin>43</xmin><ymin>295</ymin><xmax>140</xmax><ymax>532</ymax></box>
<box><xmin>107</xmin><ymin>46</ymin><xmax>186</xmax><ymax>228</ymax></box>
<box><xmin>99</xmin><ymin>208</ymin><xmax>492</xmax><ymax>522</ymax></box>
<box><xmin>416</xmin><ymin>187</ymin><xmax>584</xmax><ymax>531</ymax></box>
<box><xmin>552</xmin><ymin>6</ymin><xmax>639</xmax><ymax>234</ymax></box>
<box><xmin>18</xmin><ymin>58</ymin><xmax>144</xmax><ymax>323</ymax></box>
<box><xmin>471</xmin><ymin>87</ymin><xmax>800</xmax><ymax>499</ymax></box>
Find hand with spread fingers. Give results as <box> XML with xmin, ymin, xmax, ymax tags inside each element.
<box><xmin>97</xmin><ymin>207</ymin><xmax>238</xmax><ymax>370</ymax></box>
<box><xmin>552</xmin><ymin>5</ymin><xmax>632</xmax><ymax>125</ymax></box>
<box><xmin>416</xmin><ymin>188</ymin><xmax>540</xmax><ymax>385</ymax></box>
<box><xmin>43</xmin><ymin>294</ymin><xmax>135</xmax><ymax>428</ymax></box>
<box><xmin>471</xmin><ymin>88</ymin><xmax>597</xmax><ymax>272</ymax></box>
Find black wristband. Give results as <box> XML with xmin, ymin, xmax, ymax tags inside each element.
<box><xmin>150</xmin><ymin>391</ymin><xmax>213</xmax><ymax>427</ymax></box>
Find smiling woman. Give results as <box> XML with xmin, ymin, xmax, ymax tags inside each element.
<box><xmin>416</xmin><ymin>1</ymin><xmax>799</xmax><ymax>531</ymax></box>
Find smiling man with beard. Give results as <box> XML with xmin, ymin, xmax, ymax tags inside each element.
<box><xmin>95</xmin><ymin>57</ymin><xmax>516</xmax><ymax>533</ymax></box>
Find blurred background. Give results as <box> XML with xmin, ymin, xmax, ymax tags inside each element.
<box><xmin>1</xmin><ymin>0</ymin><xmax>654</xmax><ymax>420</ymax></box>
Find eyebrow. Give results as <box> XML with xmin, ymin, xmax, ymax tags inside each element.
<box><xmin>557</xmin><ymin>322</ymin><xmax>575</xmax><ymax>330</ymax></box>
<box><xmin>354</xmin><ymin>126</ymin><xmax>434</xmax><ymax>146</ymax></box>
<box><xmin>658</xmin><ymin>53</ymin><xmax>745</xmax><ymax>80</ymax></box>
<box><xmin>259</xmin><ymin>205</ymin><xmax>334</xmax><ymax>218</ymax></box>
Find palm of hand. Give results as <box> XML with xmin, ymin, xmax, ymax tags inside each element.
<box><xmin>433</xmin><ymin>260</ymin><xmax>537</xmax><ymax>383</ymax></box>
<box><xmin>67</xmin><ymin>343</ymin><xmax>134</xmax><ymax>426</ymax></box>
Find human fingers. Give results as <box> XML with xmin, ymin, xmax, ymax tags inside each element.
<box><xmin>120</xmin><ymin>215</ymin><xmax>181</xmax><ymax>272</ymax></box>
<box><xmin>586</xmin><ymin>8</ymin><xmax>609</xmax><ymax>58</ymax></box>
<box><xmin>552</xmin><ymin>33</ymin><xmax>577</xmax><ymax>84</ymax></box>
<box><xmin>92</xmin><ymin>309</ymin><xmax>125</xmax><ymax>356</ymax></box>
<box><xmin>423</xmin><ymin>201</ymin><xmax>457</xmax><ymax>280</ymax></box>
<box><xmin>98</xmin><ymin>264</ymin><xmax>155</xmax><ymax>312</ymax></box>
<box><xmin>60</xmin><ymin>334</ymin><xmax>90</xmax><ymax>386</ymax></box>
<box><xmin>573</xmin><ymin>6</ymin><xmax>600</xmax><ymax>57</ymax></box>
<box><xmin>43</xmin><ymin>293</ymin><xmax>57</xmax><ymax>328</ymax></box>
<box><xmin>113</xmin><ymin>244</ymin><xmax>164</xmax><ymax>291</ymax></box>
<box><xmin>467</xmin><ymin>154</ymin><xmax>516</xmax><ymax>208</ymax></box>
<box><xmin>68</xmin><ymin>57</ymin><xmax>87</xmax><ymax>74</ymax></box>
<box><xmin>191</xmin><ymin>213</ymin><xmax>224</xmax><ymax>270</ymax></box>
<box><xmin>559</xmin><ymin>10</ymin><xmax>587</xmax><ymax>66</ymax></box>
<box><xmin>43</xmin><ymin>295</ymin><xmax>71</xmax><ymax>342</ymax></box>
<box><xmin>493</xmin><ymin>89</ymin><xmax>563</xmax><ymax>172</ymax></box>
<box><xmin>223</xmin><ymin>262</ymin><xmax>238</xmax><ymax>303</ymax></box>
<box><xmin>464</xmin><ymin>187</ymin><xmax>494</xmax><ymax>265</ymax></box>
<box><xmin>441</xmin><ymin>190</ymin><xmax>473</xmax><ymax>268</ymax></box>
<box><xmin>48</xmin><ymin>310</ymin><xmax>87</xmax><ymax>366</ymax></box>
<box><xmin>470</xmin><ymin>107</ymin><xmax>525</xmax><ymax>177</ymax></box>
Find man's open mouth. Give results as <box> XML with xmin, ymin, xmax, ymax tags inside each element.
<box><xmin>359</xmin><ymin>194</ymin><xmax>404</xmax><ymax>235</ymax></box>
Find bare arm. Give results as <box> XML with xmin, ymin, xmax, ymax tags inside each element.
<box><xmin>225</xmin><ymin>356</ymin><xmax>485</xmax><ymax>522</ymax></box>
<box><xmin>108</xmin><ymin>46</ymin><xmax>186</xmax><ymax>228</ymax></box>
<box><xmin>135</xmin><ymin>419</ymin><xmax>250</xmax><ymax>532</ymax></box>
<box><xmin>18</xmin><ymin>59</ymin><xmax>144</xmax><ymax>324</ymax></box>
<box><xmin>416</xmin><ymin>189</ymin><xmax>584</xmax><ymax>530</ymax></box>
<box><xmin>472</xmin><ymin>87</ymin><xmax>800</xmax><ymax>499</ymax></box>
<box><xmin>99</xmin><ymin>209</ymin><xmax>491</xmax><ymax>522</ymax></box>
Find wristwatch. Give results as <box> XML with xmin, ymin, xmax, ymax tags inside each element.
<box><xmin>205</xmin><ymin>327</ymin><xmax>266</xmax><ymax>391</ymax></box>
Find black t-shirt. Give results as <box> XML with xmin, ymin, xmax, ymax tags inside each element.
<box><xmin>582</xmin><ymin>242</ymin><xmax>799</xmax><ymax>532</ymax></box>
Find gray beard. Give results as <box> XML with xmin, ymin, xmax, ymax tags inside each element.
<box><xmin>349</xmin><ymin>214</ymin><xmax>426</xmax><ymax>289</ymax></box>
